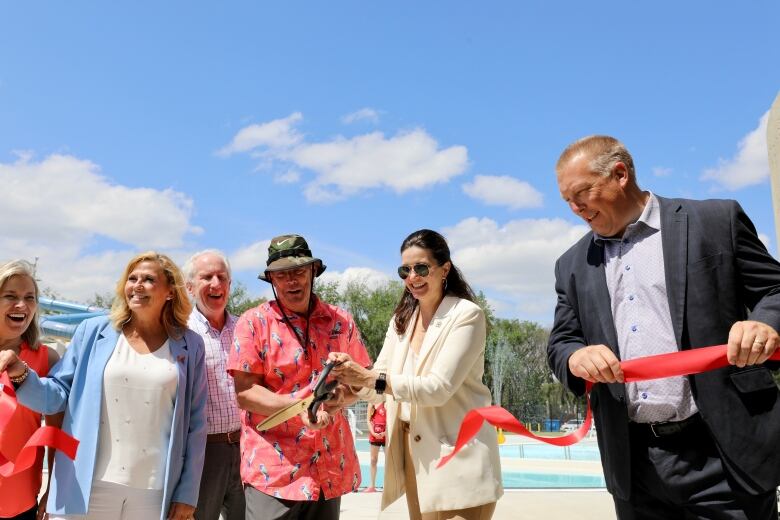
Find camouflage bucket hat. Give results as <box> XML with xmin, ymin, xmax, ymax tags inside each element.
<box><xmin>258</xmin><ymin>234</ymin><xmax>326</xmax><ymax>282</ymax></box>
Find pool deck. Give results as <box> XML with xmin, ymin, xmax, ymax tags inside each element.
<box><xmin>340</xmin><ymin>488</ymin><xmax>616</xmax><ymax>519</ymax></box>
<box><xmin>347</xmin><ymin>441</ymin><xmax>614</xmax><ymax>519</ymax></box>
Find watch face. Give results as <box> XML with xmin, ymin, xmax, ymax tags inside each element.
<box><xmin>375</xmin><ymin>373</ymin><xmax>387</xmax><ymax>393</ymax></box>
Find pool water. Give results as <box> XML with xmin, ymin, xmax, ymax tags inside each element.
<box><xmin>359</xmin><ymin>464</ymin><xmax>606</xmax><ymax>489</ymax></box>
<box><xmin>354</xmin><ymin>439</ymin><xmax>601</xmax><ymax>461</ymax></box>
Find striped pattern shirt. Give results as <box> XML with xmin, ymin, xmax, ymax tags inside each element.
<box><xmin>188</xmin><ymin>309</ymin><xmax>242</xmax><ymax>434</ymax></box>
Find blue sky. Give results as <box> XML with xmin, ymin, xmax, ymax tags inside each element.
<box><xmin>2</xmin><ymin>1</ymin><xmax>779</xmax><ymax>324</ymax></box>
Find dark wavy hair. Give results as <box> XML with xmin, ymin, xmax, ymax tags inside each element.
<box><xmin>393</xmin><ymin>229</ymin><xmax>476</xmax><ymax>335</ymax></box>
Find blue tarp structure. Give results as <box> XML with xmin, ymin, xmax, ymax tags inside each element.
<box><xmin>39</xmin><ymin>297</ymin><xmax>108</xmax><ymax>339</ymax></box>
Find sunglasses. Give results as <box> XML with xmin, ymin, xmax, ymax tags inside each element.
<box><xmin>397</xmin><ymin>263</ymin><xmax>432</xmax><ymax>279</ymax></box>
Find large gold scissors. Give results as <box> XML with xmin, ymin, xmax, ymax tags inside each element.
<box><xmin>256</xmin><ymin>361</ymin><xmax>339</xmax><ymax>432</ymax></box>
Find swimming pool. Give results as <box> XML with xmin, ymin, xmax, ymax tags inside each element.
<box><xmin>359</xmin><ymin>464</ymin><xmax>606</xmax><ymax>489</ymax></box>
<box><xmin>354</xmin><ymin>439</ymin><xmax>601</xmax><ymax>461</ymax></box>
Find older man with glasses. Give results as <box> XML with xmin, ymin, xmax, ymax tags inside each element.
<box><xmin>227</xmin><ymin>234</ymin><xmax>371</xmax><ymax>520</ymax></box>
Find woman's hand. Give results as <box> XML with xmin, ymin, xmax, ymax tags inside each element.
<box><xmin>0</xmin><ymin>349</ymin><xmax>25</xmax><ymax>377</ymax></box>
<box><xmin>167</xmin><ymin>502</ymin><xmax>196</xmax><ymax>520</ymax></box>
<box><xmin>328</xmin><ymin>352</ymin><xmax>375</xmax><ymax>388</ymax></box>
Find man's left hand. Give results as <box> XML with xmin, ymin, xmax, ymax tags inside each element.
<box><xmin>167</xmin><ymin>502</ymin><xmax>196</xmax><ymax>520</ymax></box>
<box><xmin>727</xmin><ymin>320</ymin><xmax>779</xmax><ymax>367</ymax></box>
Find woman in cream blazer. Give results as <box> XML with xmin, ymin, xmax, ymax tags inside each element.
<box><xmin>330</xmin><ymin>229</ymin><xmax>502</xmax><ymax>520</ymax></box>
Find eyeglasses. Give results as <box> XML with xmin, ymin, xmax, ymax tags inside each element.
<box><xmin>269</xmin><ymin>267</ymin><xmax>309</xmax><ymax>281</ymax></box>
<box><xmin>397</xmin><ymin>263</ymin><xmax>432</xmax><ymax>280</ymax></box>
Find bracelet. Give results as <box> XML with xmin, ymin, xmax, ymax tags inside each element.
<box><xmin>9</xmin><ymin>360</ymin><xmax>29</xmax><ymax>385</ymax></box>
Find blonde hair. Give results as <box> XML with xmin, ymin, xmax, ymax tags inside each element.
<box><xmin>556</xmin><ymin>135</ymin><xmax>636</xmax><ymax>181</ymax></box>
<box><xmin>109</xmin><ymin>251</ymin><xmax>191</xmax><ymax>339</ymax></box>
<box><xmin>0</xmin><ymin>260</ymin><xmax>41</xmax><ymax>349</ymax></box>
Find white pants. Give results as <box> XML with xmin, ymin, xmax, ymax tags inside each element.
<box><xmin>49</xmin><ymin>480</ymin><xmax>164</xmax><ymax>520</ymax></box>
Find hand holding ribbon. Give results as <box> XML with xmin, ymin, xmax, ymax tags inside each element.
<box><xmin>0</xmin><ymin>373</ymin><xmax>79</xmax><ymax>477</ymax></box>
<box><xmin>437</xmin><ymin>344</ymin><xmax>780</xmax><ymax>468</ymax></box>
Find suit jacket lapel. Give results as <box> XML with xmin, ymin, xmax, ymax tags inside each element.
<box><xmin>659</xmin><ymin>196</ymin><xmax>687</xmax><ymax>349</ymax></box>
<box><xmin>169</xmin><ymin>335</ymin><xmax>189</xmax><ymax>409</ymax></box>
<box><xmin>415</xmin><ymin>296</ymin><xmax>457</xmax><ymax>371</ymax></box>
<box><xmin>95</xmin><ymin>325</ymin><xmax>120</xmax><ymax>368</ymax></box>
<box><xmin>584</xmin><ymin>240</ymin><xmax>620</xmax><ymax>358</ymax></box>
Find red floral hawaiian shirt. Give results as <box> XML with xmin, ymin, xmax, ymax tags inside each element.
<box><xmin>227</xmin><ymin>297</ymin><xmax>370</xmax><ymax>501</ymax></box>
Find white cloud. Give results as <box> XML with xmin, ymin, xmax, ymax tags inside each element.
<box><xmin>1</xmin><ymin>153</ymin><xmax>200</xmax><ymax>249</ymax></box>
<box><xmin>341</xmin><ymin>108</ymin><xmax>381</xmax><ymax>125</ymax></box>
<box><xmin>0</xmin><ymin>152</ymin><xmax>201</xmax><ymax>301</ymax></box>
<box><xmin>231</xmin><ymin>240</ymin><xmax>271</xmax><ymax>272</ymax></box>
<box><xmin>758</xmin><ymin>232</ymin><xmax>771</xmax><ymax>251</ymax></box>
<box><xmin>443</xmin><ymin>217</ymin><xmax>589</xmax><ymax>322</ymax></box>
<box><xmin>462</xmin><ymin>175</ymin><xmax>543</xmax><ymax>209</ymax></box>
<box><xmin>217</xmin><ymin>112</ymin><xmax>303</xmax><ymax>156</ymax></box>
<box><xmin>700</xmin><ymin>111</ymin><xmax>769</xmax><ymax>190</ymax></box>
<box><xmin>652</xmin><ymin>166</ymin><xmax>672</xmax><ymax>177</ymax></box>
<box><xmin>220</xmin><ymin>113</ymin><xmax>469</xmax><ymax>203</ymax></box>
<box><xmin>275</xmin><ymin>170</ymin><xmax>301</xmax><ymax>184</ymax></box>
<box><xmin>318</xmin><ymin>267</ymin><xmax>391</xmax><ymax>291</ymax></box>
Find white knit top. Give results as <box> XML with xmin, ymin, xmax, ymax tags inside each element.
<box><xmin>94</xmin><ymin>334</ymin><xmax>178</xmax><ymax>489</ymax></box>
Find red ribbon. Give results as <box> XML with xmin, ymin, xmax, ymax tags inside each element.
<box><xmin>0</xmin><ymin>373</ymin><xmax>79</xmax><ymax>477</ymax></box>
<box><xmin>438</xmin><ymin>344</ymin><xmax>780</xmax><ymax>468</ymax></box>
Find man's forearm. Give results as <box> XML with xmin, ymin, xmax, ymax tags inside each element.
<box><xmin>237</xmin><ymin>383</ymin><xmax>296</xmax><ymax>415</ymax></box>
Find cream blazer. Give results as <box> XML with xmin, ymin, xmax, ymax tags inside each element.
<box><xmin>363</xmin><ymin>295</ymin><xmax>503</xmax><ymax>514</ymax></box>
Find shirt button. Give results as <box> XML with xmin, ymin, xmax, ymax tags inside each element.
<box><xmin>631</xmin><ymin>325</ymin><xmax>638</xmax><ymax>332</ymax></box>
<box><xmin>641</xmin><ymin>392</ymin><xmax>648</xmax><ymax>399</ymax></box>
<box><xmin>628</xmin><ymin>295</ymin><xmax>635</xmax><ymax>301</ymax></box>
<box><xmin>625</xmin><ymin>265</ymin><xmax>631</xmax><ymax>271</ymax></box>
<box><xmin>413</xmin><ymin>435</ymin><xmax>422</xmax><ymax>442</ymax></box>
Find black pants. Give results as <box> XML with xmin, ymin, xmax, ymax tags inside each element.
<box><xmin>244</xmin><ymin>485</ymin><xmax>340</xmax><ymax>520</ymax></box>
<box><xmin>195</xmin><ymin>441</ymin><xmax>245</xmax><ymax>520</ymax></box>
<box><xmin>614</xmin><ymin>418</ymin><xmax>778</xmax><ymax>520</ymax></box>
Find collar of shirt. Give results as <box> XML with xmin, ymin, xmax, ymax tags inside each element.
<box><xmin>594</xmin><ymin>192</ymin><xmax>661</xmax><ymax>245</ymax></box>
<box><xmin>266</xmin><ymin>296</ymin><xmax>331</xmax><ymax>324</ymax></box>
<box><xmin>190</xmin><ymin>306</ymin><xmax>236</xmax><ymax>335</ymax></box>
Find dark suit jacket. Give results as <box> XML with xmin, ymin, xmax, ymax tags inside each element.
<box><xmin>547</xmin><ymin>196</ymin><xmax>780</xmax><ymax>500</ymax></box>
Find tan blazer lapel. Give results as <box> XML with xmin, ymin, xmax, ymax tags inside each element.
<box><xmin>389</xmin><ymin>308</ymin><xmax>416</xmax><ymax>376</ymax></box>
<box><xmin>415</xmin><ymin>296</ymin><xmax>458</xmax><ymax>372</ymax></box>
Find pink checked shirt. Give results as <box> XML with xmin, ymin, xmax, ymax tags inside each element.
<box><xmin>188</xmin><ymin>309</ymin><xmax>242</xmax><ymax>434</ymax></box>
<box><xmin>227</xmin><ymin>297</ymin><xmax>370</xmax><ymax>501</ymax></box>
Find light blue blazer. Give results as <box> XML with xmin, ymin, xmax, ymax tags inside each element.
<box><xmin>17</xmin><ymin>316</ymin><xmax>207</xmax><ymax>519</ymax></box>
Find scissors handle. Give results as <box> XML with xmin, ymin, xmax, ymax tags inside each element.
<box><xmin>307</xmin><ymin>360</ymin><xmax>341</xmax><ymax>424</ymax></box>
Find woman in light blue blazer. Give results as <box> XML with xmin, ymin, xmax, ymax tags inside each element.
<box><xmin>0</xmin><ymin>252</ymin><xmax>207</xmax><ymax>520</ymax></box>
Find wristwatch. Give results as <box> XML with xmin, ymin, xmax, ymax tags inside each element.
<box><xmin>374</xmin><ymin>372</ymin><xmax>387</xmax><ymax>394</ymax></box>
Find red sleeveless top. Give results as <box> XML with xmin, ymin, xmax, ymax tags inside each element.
<box><xmin>0</xmin><ymin>342</ymin><xmax>50</xmax><ymax>517</ymax></box>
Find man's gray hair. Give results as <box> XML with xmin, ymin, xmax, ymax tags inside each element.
<box><xmin>557</xmin><ymin>135</ymin><xmax>636</xmax><ymax>181</ymax></box>
<box><xmin>182</xmin><ymin>249</ymin><xmax>232</xmax><ymax>282</ymax></box>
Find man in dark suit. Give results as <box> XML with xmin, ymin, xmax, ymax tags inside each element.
<box><xmin>548</xmin><ymin>135</ymin><xmax>780</xmax><ymax>519</ymax></box>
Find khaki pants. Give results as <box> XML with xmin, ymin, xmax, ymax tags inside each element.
<box><xmin>401</xmin><ymin>423</ymin><xmax>496</xmax><ymax>520</ymax></box>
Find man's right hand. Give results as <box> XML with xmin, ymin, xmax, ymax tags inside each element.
<box><xmin>301</xmin><ymin>408</ymin><xmax>330</xmax><ymax>431</ymax></box>
<box><xmin>568</xmin><ymin>345</ymin><xmax>624</xmax><ymax>383</ymax></box>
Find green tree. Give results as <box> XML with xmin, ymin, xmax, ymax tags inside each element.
<box><xmin>227</xmin><ymin>281</ymin><xmax>267</xmax><ymax>316</ymax></box>
<box><xmin>87</xmin><ymin>292</ymin><xmax>115</xmax><ymax>309</ymax></box>
<box><xmin>314</xmin><ymin>279</ymin><xmax>403</xmax><ymax>360</ymax></box>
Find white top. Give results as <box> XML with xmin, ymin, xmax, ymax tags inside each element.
<box><xmin>398</xmin><ymin>345</ymin><xmax>416</xmax><ymax>423</ymax></box>
<box><xmin>94</xmin><ymin>334</ymin><xmax>178</xmax><ymax>489</ymax></box>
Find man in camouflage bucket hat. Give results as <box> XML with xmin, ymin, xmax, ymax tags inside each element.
<box><xmin>258</xmin><ymin>234</ymin><xmax>326</xmax><ymax>282</ymax></box>
<box><xmin>227</xmin><ymin>234</ymin><xmax>371</xmax><ymax>520</ymax></box>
